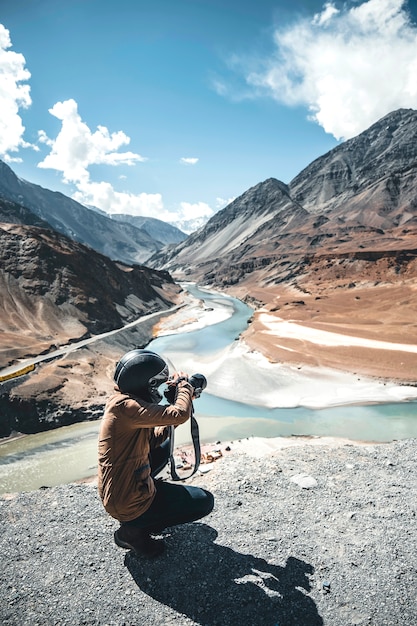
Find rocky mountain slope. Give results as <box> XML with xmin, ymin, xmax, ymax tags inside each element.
<box><xmin>0</xmin><ymin>199</ymin><xmax>181</xmax><ymax>367</ymax></box>
<box><xmin>151</xmin><ymin>109</ymin><xmax>417</xmax><ymax>285</ymax></box>
<box><xmin>0</xmin><ymin>196</ymin><xmax>52</xmax><ymax>228</ymax></box>
<box><xmin>0</xmin><ymin>160</ymin><xmax>186</xmax><ymax>264</ymax></box>
<box><xmin>150</xmin><ymin>109</ymin><xmax>417</xmax><ymax>379</ymax></box>
<box><xmin>0</xmin><ymin>200</ymin><xmax>183</xmax><ymax>435</ymax></box>
<box><xmin>110</xmin><ymin>213</ymin><xmax>186</xmax><ymax>245</ymax></box>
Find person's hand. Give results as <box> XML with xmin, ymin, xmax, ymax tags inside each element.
<box><xmin>169</xmin><ymin>371</ymin><xmax>189</xmax><ymax>383</ymax></box>
<box><xmin>164</xmin><ymin>371</ymin><xmax>190</xmax><ymax>403</ymax></box>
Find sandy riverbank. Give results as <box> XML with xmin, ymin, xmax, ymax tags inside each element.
<box><xmin>153</xmin><ymin>286</ymin><xmax>417</xmax><ymax>410</ymax></box>
<box><xmin>240</xmin><ymin>282</ymin><xmax>417</xmax><ymax>384</ymax></box>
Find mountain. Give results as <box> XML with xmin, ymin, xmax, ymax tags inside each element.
<box><xmin>0</xmin><ymin>200</ymin><xmax>183</xmax><ymax>436</ymax></box>
<box><xmin>110</xmin><ymin>213</ymin><xmax>187</xmax><ymax>245</ymax></box>
<box><xmin>0</xmin><ymin>160</ymin><xmax>184</xmax><ymax>264</ymax></box>
<box><xmin>0</xmin><ymin>204</ymin><xmax>181</xmax><ymax>370</ymax></box>
<box><xmin>0</xmin><ymin>196</ymin><xmax>52</xmax><ymax>228</ymax></box>
<box><xmin>149</xmin><ymin>109</ymin><xmax>417</xmax><ymax>381</ymax></box>
<box><xmin>150</xmin><ymin>109</ymin><xmax>417</xmax><ymax>285</ymax></box>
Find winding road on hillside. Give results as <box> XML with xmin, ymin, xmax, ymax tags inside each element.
<box><xmin>0</xmin><ymin>304</ymin><xmax>183</xmax><ymax>381</ymax></box>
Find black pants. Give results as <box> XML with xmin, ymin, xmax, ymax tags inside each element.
<box><xmin>123</xmin><ymin>439</ymin><xmax>214</xmax><ymax>532</ymax></box>
<box><xmin>149</xmin><ymin>438</ymin><xmax>172</xmax><ymax>478</ymax></box>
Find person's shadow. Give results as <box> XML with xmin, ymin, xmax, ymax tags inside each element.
<box><xmin>125</xmin><ymin>523</ymin><xmax>323</xmax><ymax>626</ymax></box>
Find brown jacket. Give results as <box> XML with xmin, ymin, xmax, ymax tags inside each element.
<box><xmin>98</xmin><ymin>381</ymin><xmax>193</xmax><ymax>522</ymax></box>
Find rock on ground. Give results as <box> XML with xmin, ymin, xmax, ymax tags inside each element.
<box><xmin>1</xmin><ymin>437</ymin><xmax>416</xmax><ymax>626</ymax></box>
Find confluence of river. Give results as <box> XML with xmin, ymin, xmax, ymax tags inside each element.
<box><xmin>1</xmin><ymin>285</ymin><xmax>416</xmax><ymax>493</ymax></box>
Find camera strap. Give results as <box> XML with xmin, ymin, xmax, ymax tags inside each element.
<box><xmin>168</xmin><ymin>405</ymin><xmax>201</xmax><ymax>481</ymax></box>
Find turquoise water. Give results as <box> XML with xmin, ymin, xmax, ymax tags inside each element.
<box><xmin>150</xmin><ymin>285</ymin><xmax>252</xmax><ymax>355</ymax></box>
<box><xmin>194</xmin><ymin>394</ymin><xmax>417</xmax><ymax>441</ymax></box>
<box><xmin>0</xmin><ymin>284</ymin><xmax>416</xmax><ymax>493</ymax></box>
<box><xmin>149</xmin><ymin>284</ymin><xmax>417</xmax><ymax>443</ymax></box>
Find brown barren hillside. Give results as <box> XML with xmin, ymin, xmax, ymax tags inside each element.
<box><xmin>150</xmin><ymin>109</ymin><xmax>417</xmax><ymax>382</ymax></box>
<box><xmin>233</xmin><ymin>255</ymin><xmax>417</xmax><ymax>383</ymax></box>
<box><xmin>0</xmin><ymin>203</ymin><xmax>182</xmax><ymax>436</ymax></box>
<box><xmin>0</xmin><ymin>221</ymin><xmax>181</xmax><ymax>369</ymax></box>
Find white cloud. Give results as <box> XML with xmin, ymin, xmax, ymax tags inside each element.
<box><xmin>35</xmin><ymin>98</ymin><xmax>217</xmax><ymax>228</ymax></box>
<box><xmin>211</xmin><ymin>77</ymin><xmax>228</xmax><ymax>96</ymax></box>
<box><xmin>0</xmin><ymin>24</ymin><xmax>33</xmax><ymax>161</ymax></box>
<box><xmin>166</xmin><ymin>198</ymin><xmax>234</xmax><ymax>234</ymax></box>
<box><xmin>180</xmin><ymin>201</ymin><xmax>214</xmax><ymax>221</ymax></box>
<box><xmin>216</xmin><ymin>196</ymin><xmax>235</xmax><ymax>209</ymax></box>
<box><xmin>38</xmin><ymin>99</ymin><xmax>146</xmax><ymax>183</ymax></box>
<box><xmin>313</xmin><ymin>2</ymin><xmax>339</xmax><ymax>26</ymax></box>
<box><xmin>171</xmin><ymin>201</ymin><xmax>215</xmax><ymax>233</ymax></box>
<box><xmin>180</xmin><ymin>157</ymin><xmax>199</xmax><ymax>165</ymax></box>
<box><xmin>36</xmin><ymin>98</ymin><xmax>167</xmax><ymax>218</ymax></box>
<box><xmin>244</xmin><ymin>0</ymin><xmax>417</xmax><ymax>140</ymax></box>
<box><xmin>72</xmin><ymin>180</ymin><xmax>164</xmax><ymax>217</ymax></box>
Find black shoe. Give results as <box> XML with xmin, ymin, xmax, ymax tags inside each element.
<box><xmin>114</xmin><ymin>527</ymin><xmax>165</xmax><ymax>558</ymax></box>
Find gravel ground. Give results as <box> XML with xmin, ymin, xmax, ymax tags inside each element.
<box><xmin>1</xmin><ymin>437</ymin><xmax>416</xmax><ymax>626</ymax></box>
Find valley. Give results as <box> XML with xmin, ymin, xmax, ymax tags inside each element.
<box><xmin>1</xmin><ymin>108</ymin><xmax>417</xmax><ymax>439</ymax></box>
<box><xmin>150</xmin><ymin>109</ymin><xmax>417</xmax><ymax>384</ymax></box>
<box><xmin>1</xmin><ymin>285</ymin><xmax>416</xmax><ymax>495</ymax></box>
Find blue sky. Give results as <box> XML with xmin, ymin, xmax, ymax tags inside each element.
<box><xmin>1</xmin><ymin>0</ymin><xmax>417</xmax><ymax>232</ymax></box>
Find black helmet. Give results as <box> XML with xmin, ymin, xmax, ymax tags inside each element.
<box><xmin>114</xmin><ymin>349</ymin><xmax>169</xmax><ymax>402</ymax></box>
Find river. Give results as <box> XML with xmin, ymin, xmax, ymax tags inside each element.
<box><xmin>1</xmin><ymin>284</ymin><xmax>416</xmax><ymax>494</ymax></box>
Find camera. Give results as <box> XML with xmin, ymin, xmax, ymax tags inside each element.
<box><xmin>164</xmin><ymin>373</ymin><xmax>207</xmax><ymax>402</ymax></box>
<box><xmin>188</xmin><ymin>373</ymin><xmax>207</xmax><ymax>398</ymax></box>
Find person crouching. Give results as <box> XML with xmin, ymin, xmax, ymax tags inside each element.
<box><xmin>98</xmin><ymin>349</ymin><xmax>214</xmax><ymax>558</ymax></box>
